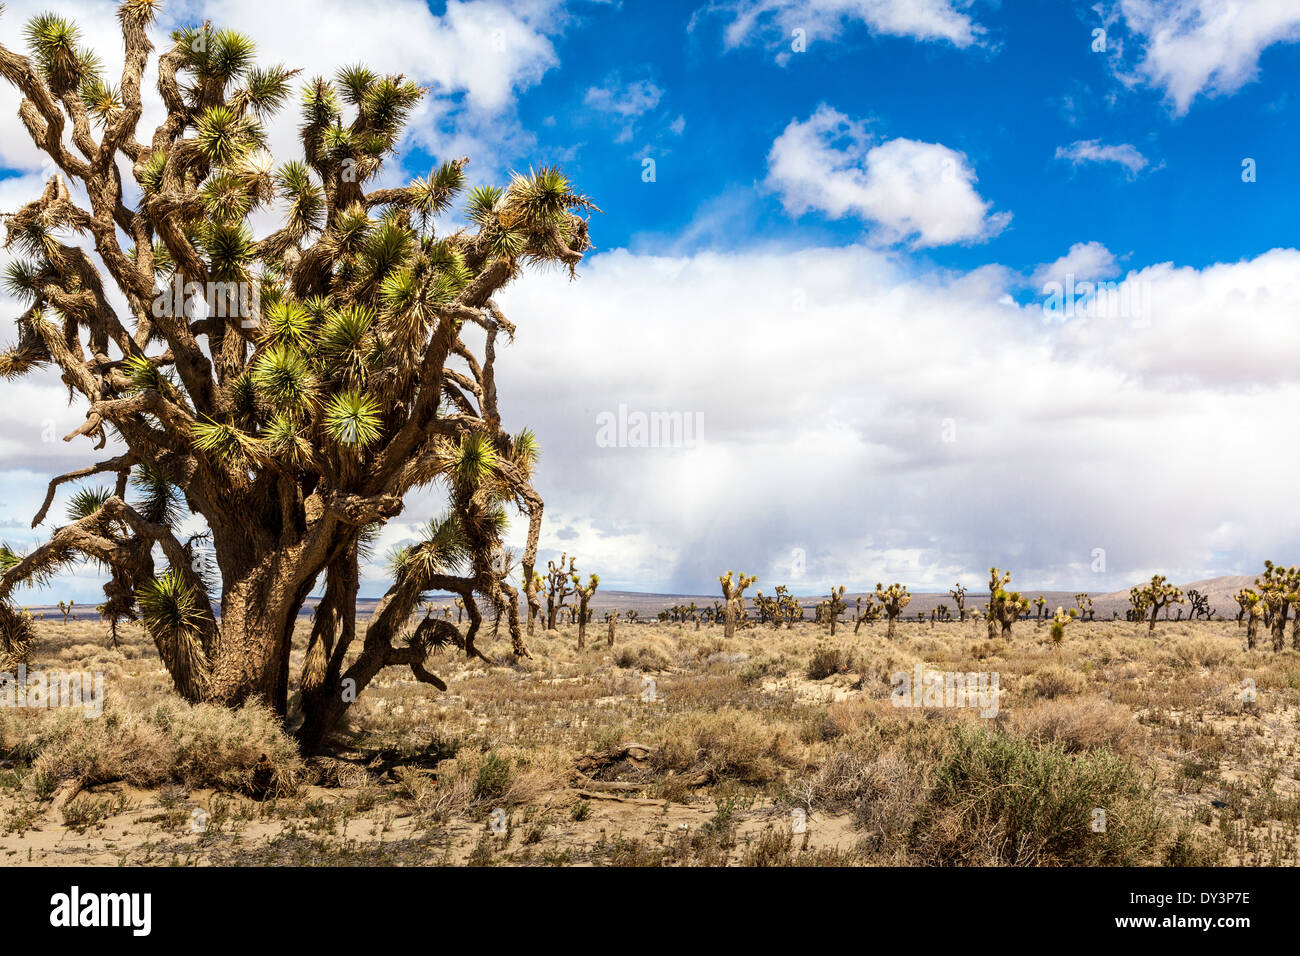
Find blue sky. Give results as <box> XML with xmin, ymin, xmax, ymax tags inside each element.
<box><xmin>2</xmin><ymin>0</ymin><xmax>1300</xmax><ymax>602</ymax></box>
<box><xmin>486</xmin><ymin>1</ymin><xmax>1300</xmax><ymax>274</ymax></box>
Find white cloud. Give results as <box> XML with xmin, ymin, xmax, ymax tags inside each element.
<box><xmin>0</xmin><ymin>0</ymin><xmax>569</xmax><ymax>176</ymax></box>
<box><xmin>713</xmin><ymin>0</ymin><xmax>985</xmax><ymax>54</ymax></box>
<box><xmin>583</xmin><ymin>77</ymin><xmax>664</xmax><ymax>118</ymax></box>
<box><xmin>1054</xmin><ymin>139</ymin><xmax>1150</xmax><ymax>179</ymax></box>
<box><xmin>1116</xmin><ymin>0</ymin><xmax>1300</xmax><ymax>114</ymax></box>
<box><xmin>766</xmin><ymin>105</ymin><xmax>1010</xmax><ymax>248</ymax></box>
<box><xmin>477</xmin><ymin>242</ymin><xmax>1300</xmax><ymax>594</ymax></box>
<box><xmin>1031</xmin><ymin>241</ymin><xmax>1119</xmax><ymax>289</ymax></box>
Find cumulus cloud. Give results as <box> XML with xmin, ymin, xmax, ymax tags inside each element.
<box><xmin>1115</xmin><ymin>0</ymin><xmax>1300</xmax><ymax>114</ymax></box>
<box><xmin>474</xmin><ymin>242</ymin><xmax>1300</xmax><ymax>596</ymax></box>
<box><xmin>1031</xmin><ymin>241</ymin><xmax>1120</xmax><ymax>289</ymax></box>
<box><xmin>711</xmin><ymin>0</ymin><xmax>985</xmax><ymax>55</ymax></box>
<box><xmin>766</xmin><ymin>105</ymin><xmax>1011</xmax><ymax>248</ymax></box>
<box><xmin>1054</xmin><ymin>139</ymin><xmax>1150</xmax><ymax>179</ymax></box>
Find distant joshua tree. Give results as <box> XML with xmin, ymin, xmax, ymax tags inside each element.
<box><xmin>1235</xmin><ymin>588</ymin><xmax>1264</xmax><ymax>649</ymax></box>
<box><xmin>854</xmin><ymin>595</ymin><xmax>880</xmax><ymax>633</ymax></box>
<box><xmin>875</xmin><ymin>582</ymin><xmax>911</xmax><ymax>640</ymax></box>
<box><xmin>719</xmin><ymin>571</ymin><xmax>756</xmax><ymax>639</ymax></box>
<box><xmin>57</xmin><ymin>599</ymin><xmax>75</xmax><ymax>624</ymax></box>
<box><xmin>573</xmin><ymin>574</ymin><xmax>598</xmax><ymax>648</ymax></box>
<box><xmin>1074</xmin><ymin>593</ymin><xmax>1094</xmax><ymax>622</ymax></box>
<box><xmin>986</xmin><ymin>568</ymin><xmax>1029</xmax><ymax>639</ymax></box>
<box><xmin>948</xmin><ymin>583</ymin><xmax>967</xmax><ymax>622</ymax></box>
<box><xmin>824</xmin><ymin>586</ymin><xmax>847</xmax><ymax>636</ymax></box>
<box><xmin>544</xmin><ymin>554</ymin><xmax>578</xmax><ymax>631</ymax></box>
<box><xmin>1184</xmin><ymin>589</ymin><xmax>1213</xmax><ymax>621</ymax></box>
<box><xmin>1130</xmin><ymin>574</ymin><xmax>1183</xmax><ymax>634</ymax></box>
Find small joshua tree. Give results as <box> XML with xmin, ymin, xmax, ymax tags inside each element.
<box><xmin>854</xmin><ymin>595</ymin><xmax>880</xmax><ymax>633</ymax></box>
<box><xmin>987</xmin><ymin>568</ymin><xmax>1029</xmax><ymax>639</ymax></box>
<box><xmin>1050</xmin><ymin>606</ymin><xmax>1077</xmax><ymax>646</ymax></box>
<box><xmin>875</xmin><ymin>582</ymin><xmax>910</xmax><ymax>640</ymax></box>
<box><xmin>605</xmin><ymin>607</ymin><xmax>617</xmax><ymax>647</ymax></box>
<box><xmin>573</xmin><ymin>573</ymin><xmax>598</xmax><ymax>648</ymax></box>
<box><xmin>1236</xmin><ymin>588</ymin><xmax>1264</xmax><ymax>649</ymax></box>
<box><xmin>1033</xmin><ymin>595</ymin><xmax>1047</xmax><ymax>622</ymax></box>
<box><xmin>719</xmin><ymin>571</ymin><xmax>756</xmax><ymax>639</ymax></box>
<box><xmin>57</xmin><ymin>599</ymin><xmax>75</xmax><ymax>624</ymax></box>
<box><xmin>948</xmin><ymin>583</ymin><xmax>967</xmax><ymax>622</ymax></box>
<box><xmin>1131</xmin><ymin>574</ymin><xmax>1183</xmax><ymax>634</ymax></box>
<box><xmin>824</xmin><ymin>585</ymin><xmax>847</xmax><ymax>636</ymax></box>
<box><xmin>1185</xmin><ymin>589</ymin><xmax>1213</xmax><ymax>621</ymax></box>
<box><xmin>1127</xmin><ymin>586</ymin><xmax>1150</xmax><ymax>624</ymax></box>
<box><xmin>1074</xmin><ymin>592</ymin><xmax>1093</xmax><ymax>622</ymax></box>
<box><xmin>454</xmin><ymin>597</ymin><xmax>464</xmax><ymax>624</ymax></box>
<box><xmin>545</xmin><ymin>553</ymin><xmax>577</xmax><ymax>631</ymax></box>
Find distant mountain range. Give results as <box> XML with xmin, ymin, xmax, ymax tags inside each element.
<box><xmin>21</xmin><ymin>575</ymin><xmax>1251</xmax><ymax>622</ymax></box>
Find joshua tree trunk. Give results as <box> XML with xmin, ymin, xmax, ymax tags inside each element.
<box><xmin>1270</xmin><ymin>600</ymin><xmax>1290</xmax><ymax>650</ymax></box>
<box><xmin>607</xmin><ymin>609</ymin><xmax>617</xmax><ymax>647</ymax></box>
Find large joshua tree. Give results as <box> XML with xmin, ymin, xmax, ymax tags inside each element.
<box><xmin>0</xmin><ymin>4</ymin><xmax>594</xmax><ymax>753</ymax></box>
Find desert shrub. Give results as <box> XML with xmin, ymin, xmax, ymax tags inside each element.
<box><xmin>613</xmin><ymin>645</ymin><xmax>672</xmax><ymax>671</ymax></box>
<box><xmin>1029</xmin><ymin>665</ymin><xmax>1087</xmax><ymax>699</ymax></box>
<box><xmin>157</xmin><ymin>700</ymin><xmax>301</xmax><ymax>796</ymax></box>
<box><xmin>26</xmin><ymin>707</ymin><xmax>176</xmax><ymax>792</ymax></box>
<box><xmin>806</xmin><ymin>645</ymin><xmax>845</xmax><ymax>680</ymax></box>
<box><xmin>1172</xmin><ymin>638</ymin><xmax>1233</xmax><ymax>669</ymax></box>
<box><xmin>652</xmin><ymin>709</ymin><xmax>806</xmax><ymax>785</ymax></box>
<box><xmin>1012</xmin><ymin>699</ymin><xmax>1141</xmax><ymax>754</ymax></box>
<box><xmin>474</xmin><ymin>751</ymin><xmax>513</xmax><ymax>800</ymax></box>
<box><xmin>17</xmin><ymin>700</ymin><xmax>300</xmax><ymax>798</ymax></box>
<box><xmin>911</xmin><ymin>724</ymin><xmax>1165</xmax><ymax>865</ymax></box>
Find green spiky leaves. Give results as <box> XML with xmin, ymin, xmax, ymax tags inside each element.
<box><xmin>322</xmin><ymin>391</ymin><xmax>381</xmax><ymax>448</ymax></box>
<box><xmin>467</xmin><ymin>185</ymin><xmax>503</xmax><ymax>227</ymax></box>
<box><xmin>192</xmin><ymin>417</ymin><xmax>264</xmax><ymax>469</ymax></box>
<box><xmin>66</xmin><ymin>485</ymin><xmax>112</xmax><ymax>523</ymax></box>
<box><xmin>78</xmin><ymin>76</ymin><xmax>122</xmax><ymax>126</ymax></box>
<box><xmin>24</xmin><ymin>12</ymin><xmax>99</xmax><ymax>95</ymax></box>
<box><xmin>195</xmin><ymin>104</ymin><xmax>264</xmax><ymax>168</ymax></box>
<box><xmin>450</xmin><ymin>431</ymin><xmax>497</xmax><ymax>486</ymax></box>
<box><xmin>252</xmin><ymin>345</ymin><xmax>317</xmax><ymax>413</ymax></box>
<box><xmin>136</xmin><ymin>569</ymin><xmax>209</xmax><ymax>697</ymax></box>
<box><xmin>130</xmin><ymin>462</ymin><xmax>184</xmax><ymax>526</ymax></box>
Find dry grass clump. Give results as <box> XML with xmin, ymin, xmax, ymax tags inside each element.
<box><xmin>1169</xmin><ymin>636</ymin><xmax>1235</xmax><ymax>669</ymax></box>
<box><xmin>4</xmin><ymin>700</ymin><xmax>300</xmax><ymax>798</ymax></box>
<box><xmin>652</xmin><ymin>709</ymin><xmax>808</xmax><ymax>785</ymax></box>
<box><xmin>612</xmin><ymin>643</ymin><xmax>673</xmax><ymax>672</ymax></box>
<box><xmin>400</xmin><ymin>745</ymin><xmax>569</xmax><ymax>823</ymax></box>
<box><xmin>148</xmin><ymin>699</ymin><xmax>302</xmax><ymax>795</ymax></box>
<box><xmin>1012</xmin><ymin>698</ymin><xmax>1142</xmax><ymax>754</ymax></box>
<box><xmin>1028</xmin><ymin>664</ymin><xmax>1087</xmax><ymax>699</ymax></box>
<box><xmin>20</xmin><ymin>707</ymin><xmax>175</xmax><ymax>794</ymax></box>
<box><xmin>806</xmin><ymin>645</ymin><xmax>850</xmax><ymax>680</ymax></box>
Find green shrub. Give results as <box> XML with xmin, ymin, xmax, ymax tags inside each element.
<box><xmin>913</xmin><ymin>724</ymin><xmax>1165</xmax><ymax>865</ymax></box>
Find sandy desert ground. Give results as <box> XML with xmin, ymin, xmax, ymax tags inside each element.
<box><xmin>0</xmin><ymin>613</ymin><xmax>1296</xmax><ymax>866</ymax></box>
